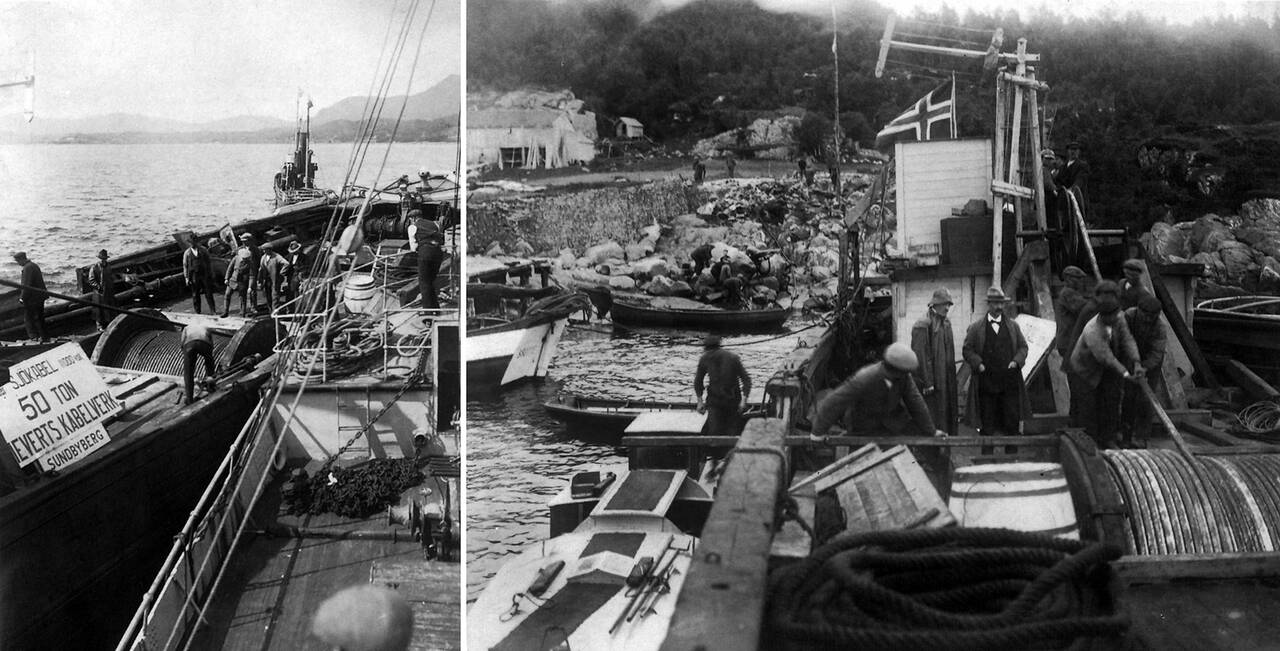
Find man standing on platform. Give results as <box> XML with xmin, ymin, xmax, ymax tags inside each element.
<box><xmin>694</xmin><ymin>335</ymin><xmax>751</xmax><ymax>438</ymax></box>
<box><xmin>1120</xmin><ymin>294</ymin><xmax>1167</xmax><ymax>448</ymax></box>
<box><xmin>285</xmin><ymin>241</ymin><xmax>309</xmax><ymax>304</ymax></box>
<box><xmin>258</xmin><ymin>244</ymin><xmax>288</xmax><ymax>314</ymax></box>
<box><xmin>1119</xmin><ymin>259</ymin><xmax>1148</xmax><ymax>310</ymax></box>
<box><xmin>407</xmin><ymin>208</ymin><xmax>446</xmax><ymax>310</ymax></box>
<box><xmin>911</xmin><ymin>288</ymin><xmax>958</xmax><ymax>435</ymax></box>
<box><xmin>962</xmin><ymin>287</ymin><xmax>1029</xmax><ymax>452</ymax></box>
<box><xmin>12</xmin><ymin>251</ymin><xmax>47</xmax><ymax>342</ymax></box>
<box><xmin>1070</xmin><ymin>294</ymin><xmax>1142</xmax><ymax>449</ymax></box>
<box><xmin>87</xmin><ymin>249</ymin><xmax>116</xmax><ymax>331</ymax></box>
<box><xmin>183</xmin><ymin>239</ymin><xmax>219</xmax><ymax>315</ymax></box>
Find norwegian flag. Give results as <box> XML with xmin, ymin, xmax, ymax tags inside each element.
<box><xmin>875</xmin><ymin>79</ymin><xmax>956</xmax><ymax>151</ymax></box>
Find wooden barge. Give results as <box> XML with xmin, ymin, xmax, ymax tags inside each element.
<box><xmin>0</xmin><ymin>312</ymin><xmax>278</xmax><ymax>650</ymax></box>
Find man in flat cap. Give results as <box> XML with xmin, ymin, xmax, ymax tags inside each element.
<box><xmin>694</xmin><ymin>334</ymin><xmax>751</xmax><ymax>438</ymax></box>
<box><xmin>1119</xmin><ymin>258</ymin><xmax>1148</xmax><ymax>310</ymax></box>
<box><xmin>1059</xmin><ymin>141</ymin><xmax>1089</xmax><ymax>193</ymax></box>
<box><xmin>1119</xmin><ymin>293</ymin><xmax>1167</xmax><ymax>447</ymax></box>
<box><xmin>12</xmin><ymin>251</ymin><xmax>47</xmax><ymax>342</ymax></box>
<box><xmin>1055</xmin><ymin>266</ymin><xmax>1090</xmax><ymax>362</ymax></box>
<box><xmin>1070</xmin><ymin>292</ymin><xmax>1142</xmax><ymax>449</ymax></box>
<box><xmin>911</xmin><ymin>288</ymin><xmax>958</xmax><ymax>435</ymax></box>
<box><xmin>811</xmin><ymin>342</ymin><xmax>942</xmax><ymax>440</ymax></box>
<box><xmin>963</xmin><ymin>286</ymin><xmax>1030</xmax><ymax>452</ymax></box>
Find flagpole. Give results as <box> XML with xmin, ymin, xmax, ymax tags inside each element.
<box><xmin>831</xmin><ymin>0</ymin><xmax>841</xmax><ymax>195</ymax></box>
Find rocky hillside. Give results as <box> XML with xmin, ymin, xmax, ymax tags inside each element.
<box><xmin>1141</xmin><ymin>199</ymin><xmax>1280</xmax><ymax>298</ymax></box>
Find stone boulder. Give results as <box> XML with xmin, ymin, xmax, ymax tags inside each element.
<box><xmin>669</xmin><ymin>280</ymin><xmax>694</xmax><ymax>298</ymax></box>
<box><xmin>1189</xmin><ymin>251</ymin><xmax>1226</xmax><ymax>283</ymax></box>
<box><xmin>671</xmin><ymin>213</ymin><xmax>707</xmax><ymax>228</ymax></box>
<box><xmin>1260</xmin><ymin>256</ymin><xmax>1280</xmax><ymax>294</ymax></box>
<box><xmin>1189</xmin><ymin>215</ymin><xmax>1235</xmax><ymax>254</ymax></box>
<box><xmin>625</xmin><ymin>241</ymin><xmax>655</xmax><ymax>261</ymax></box>
<box><xmin>556</xmin><ymin>248</ymin><xmax>577</xmax><ymax>269</ymax></box>
<box><xmin>608</xmin><ymin>275</ymin><xmax>637</xmax><ymax>290</ymax></box>
<box><xmin>1141</xmin><ymin>222</ymin><xmax>1189</xmax><ymax>261</ymax></box>
<box><xmin>485</xmin><ymin>241</ymin><xmax>505</xmax><ymax>257</ymax></box>
<box><xmin>644</xmin><ymin>275</ymin><xmax>677</xmax><ymax>296</ymax></box>
<box><xmin>630</xmin><ymin>257</ymin><xmax>670</xmax><ymax>281</ymax></box>
<box><xmin>1217</xmin><ymin>240</ymin><xmax>1256</xmax><ymax>286</ymax></box>
<box><xmin>584</xmin><ymin>241</ymin><xmax>625</xmax><ymax>265</ymax></box>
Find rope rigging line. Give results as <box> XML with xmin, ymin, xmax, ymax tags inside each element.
<box><xmin>159</xmin><ymin>3</ymin><xmax>451</xmax><ymax>649</ymax></box>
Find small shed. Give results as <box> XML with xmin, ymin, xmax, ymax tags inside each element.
<box><xmin>616</xmin><ymin>117</ymin><xmax>644</xmax><ymax>139</ymax></box>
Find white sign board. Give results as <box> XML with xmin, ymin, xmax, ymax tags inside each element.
<box><xmin>1015</xmin><ymin>313</ymin><xmax>1058</xmax><ymax>381</ymax></box>
<box><xmin>0</xmin><ymin>343</ymin><xmax>123</xmax><ymax>471</ymax></box>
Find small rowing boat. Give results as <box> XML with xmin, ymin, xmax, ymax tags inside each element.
<box><xmin>609</xmin><ymin>294</ymin><xmax>789</xmax><ymax>332</ymax></box>
<box><xmin>543</xmin><ymin>392</ymin><xmax>765</xmax><ymax>442</ymax></box>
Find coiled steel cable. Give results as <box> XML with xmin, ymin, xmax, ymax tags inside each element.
<box><xmin>1103</xmin><ymin>450</ymin><xmax>1280</xmax><ymax>554</ymax></box>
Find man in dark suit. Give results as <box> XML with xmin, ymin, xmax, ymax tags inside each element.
<box><xmin>12</xmin><ymin>251</ymin><xmax>47</xmax><ymax>342</ymax></box>
<box><xmin>962</xmin><ymin>287</ymin><xmax>1029</xmax><ymax>452</ymax></box>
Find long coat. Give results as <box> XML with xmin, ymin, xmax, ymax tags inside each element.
<box><xmin>910</xmin><ymin>313</ymin><xmax>958</xmax><ymax>435</ymax></box>
<box><xmin>961</xmin><ymin>316</ymin><xmax>1031</xmax><ymax>429</ymax></box>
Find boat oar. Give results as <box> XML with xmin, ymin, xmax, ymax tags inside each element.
<box><xmin>0</xmin><ymin>277</ymin><xmax>182</xmax><ymax>329</ymax></box>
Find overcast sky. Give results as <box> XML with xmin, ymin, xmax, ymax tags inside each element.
<box><xmin>0</xmin><ymin>0</ymin><xmax>461</xmax><ymax>122</ymax></box>
<box><xmin>0</xmin><ymin>0</ymin><xmax>1270</xmax><ymax>123</ymax></box>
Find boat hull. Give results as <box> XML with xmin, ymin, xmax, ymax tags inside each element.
<box><xmin>466</xmin><ymin>313</ymin><xmax>569</xmax><ymax>388</ymax></box>
<box><xmin>610</xmin><ymin>299</ymin><xmax>789</xmax><ymax>332</ymax></box>
<box><xmin>0</xmin><ymin>363</ymin><xmax>273</xmax><ymax>650</ymax></box>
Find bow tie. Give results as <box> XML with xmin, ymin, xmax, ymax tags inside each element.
<box><xmin>989</xmin><ymin>316</ymin><xmax>1002</xmax><ymax>324</ymax></box>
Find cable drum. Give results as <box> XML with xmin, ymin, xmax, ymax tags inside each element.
<box><xmin>1102</xmin><ymin>450</ymin><xmax>1280</xmax><ymax>555</ymax></box>
<box><xmin>108</xmin><ymin>329</ymin><xmax>231</xmax><ymax>379</ymax></box>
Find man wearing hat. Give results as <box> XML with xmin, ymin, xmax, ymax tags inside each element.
<box><xmin>240</xmin><ymin>233</ymin><xmax>264</xmax><ymax>310</ymax></box>
<box><xmin>12</xmin><ymin>251</ymin><xmax>47</xmax><ymax>342</ymax></box>
<box><xmin>962</xmin><ymin>287</ymin><xmax>1030</xmax><ymax>451</ymax></box>
<box><xmin>1054</xmin><ymin>266</ymin><xmax>1090</xmax><ymax>361</ymax></box>
<box><xmin>1119</xmin><ymin>259</ymin><xmax>1148</xmax><ymax>310</ymax></box>
<box><xmin>1070</xmin><ymin>291</ymin><xmax>1142</xmax><ymax>449</ymax></box>
<box><xmin>221</xmin><ymin>235</ymin><xmax>256</xmax><ymax>318</ymax></box>
<box><xmin>407</xmin><ymin>208</ymin><xmax>446</xmax><ymax>310</ymax></box>
<box><xmin>183</xmin><ymin>239</ymin><xmax>219</xmax><ymax>315</ymax></box>
<box><xmin>1119</xmin><ymin>293</ymin><xmax>1167</xmax><ymax>447</ymax></box>
<box><xmin>1059</xmin><ymin>141</ymin><xmax>1089</xmax><ymax>193</ymax></box>
<box><xmin>258</xmin><ymin>244</ymin><xmax>288</xmax><ymax>314</ymax></box>
<box><xmin>911</xmin><ymin>288</ymin><xmax>958</xmax><ymax>435</ymax></box>
<box><xmin>694</xmin><ymin>335</ymin><xmax>751</xmax><ymax>438</ymax></box>
<box><xmin>87</xmin><ymin>249</ymin><xmax>116</xmax><ymax>331</ymax></box>
<box><xmin>284</xmin><ymin>240</ymin><xmax>308</xmax><ymax>305</ymax></box>
<box><xmin>811</xmin><ymin>342</ymin><xmax>940</xmax><ymax>440</ymax></box>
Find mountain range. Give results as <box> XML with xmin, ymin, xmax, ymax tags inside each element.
<box><xmin>0</xmin><ymin>75</ymin><xmax>459</xmax><ymax>143</ymax></box>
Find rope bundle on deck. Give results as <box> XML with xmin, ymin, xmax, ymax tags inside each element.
<box><xmin>767</xmin><ymin>528</ymin><xmax>1127</xmax><ymax>651</ymax></box>
<box><xmin>1104</xmin><ymin>450</ymin><xmax>1280</xmax><ymax>554</ymax></box>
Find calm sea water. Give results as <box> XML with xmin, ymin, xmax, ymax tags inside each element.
<box><xmin>0</xmin><ymin>141</ymin><xmax>458</xmax><ymax>292</ymax></box>
<box><xmin>465</xmin><ymin>318</ymin><xmax>816</xmax><ymax>601</ymax></box>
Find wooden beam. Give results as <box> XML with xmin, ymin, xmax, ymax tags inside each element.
<box><xmin>998</xmin><ymin>71</ymin><xmax>1050</xmax><ymax>91</ymax></box>
<box><xmin>1179</xmin><ymin>420</ymin><xmax>1280</xmax><ymax>452</ymax></box>
<box><xmin>1223</xmin><ymin>359</ymin><xmax>1279</xmax><ymax>401</ymax></box>
<box><xmin>1028</xmin><ymin>74</ymin><xmax>1047</xmax><ymax>232</ymax></box>
<box><xmin>1137</xmin><ymin>243</ymin><xmax>1220</xmax><ymax>389</ymax></box>
<box><xmin>1114</xmin><ymin>552</ymin><xmax>1280</xmax><ymax>583</ymax></box>
<box><xmin>1066</xmin><ymin>191</ymin><xmax>1101</xmax><ymax>281</ymax></box>
<box><xmin>991</xmin><ymin>179</ymin><xmax>1034</xmax><ymax>199</ymax></box>
<box><xmin>885</xmin><ymin>39</ymin><xmax>1040</xmax><ymax>63</ymax></box>
<box><xmin>661</xmin><ymin>419</ymin><xmax>787</xmax><ymax>651</ymax></box>
<box><xmin>992</xmin><ymin>75</ymin><xmax>1007</xmax><ymax>281</ymax></box>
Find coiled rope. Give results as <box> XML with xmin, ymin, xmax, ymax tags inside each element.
<box><xmin>767</xmin><ymin>528</ymin><xmax>1127</xmax><ymax>651</ymax></box>
<box><xmin>1103</xmin><ymin>450</ymin><xmax>1280</xmax><ymax>554</ymax></box>
<box><xmin>1233</xmin><ymin>400</ymin><xmax>1280</xmax><ymax>441</ymax></box>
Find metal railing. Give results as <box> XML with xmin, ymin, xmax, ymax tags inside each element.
<box><xmin>115</xmin><ymin>248</ymin><xmax>456</xmax><ymax>651</ymax></box>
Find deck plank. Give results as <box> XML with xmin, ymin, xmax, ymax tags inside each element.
<box><xmin>660</xmin><ymin>418</ymin><xmax>786</xmax><ymax>651</ymax></box>
<box><xmin>196</xmin><ymin>535</ymin><xmax>459</xmax><ymax>650</ymax></box>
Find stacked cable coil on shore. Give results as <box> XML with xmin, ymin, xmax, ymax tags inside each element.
<box><xmin>1103</xmin><ymin>450</ymin><xmax>1280</xmax><ymax>554</ymax></box>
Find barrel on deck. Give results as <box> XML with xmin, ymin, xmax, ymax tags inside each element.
<box><xmin>343</xmin><ymin>274</ymin><xmax>377</xmax><ymax>314</ymax></box>
<box><xmin>948</xmin><ymin>462</ymin><xmax>1078</xmax><ymax>539</ymax></box>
